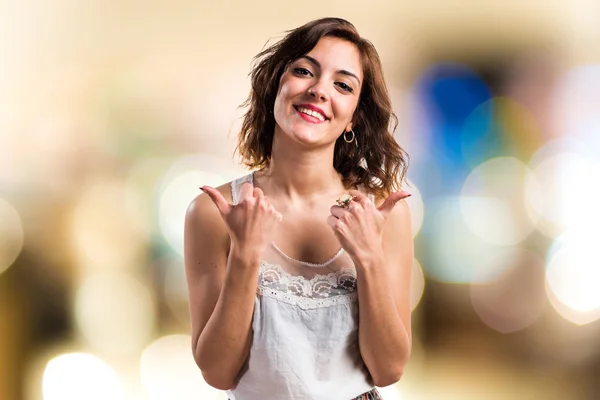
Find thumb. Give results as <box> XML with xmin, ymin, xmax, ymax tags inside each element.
<box><xmin>378</xmin><ymin>191</ymin><xmax>411</xmax><ymax>218</ymax></box>
<box><xmin>200</xmin><ymin>186</ymin><xmax>231</xmax><ymax>216</ymax></box>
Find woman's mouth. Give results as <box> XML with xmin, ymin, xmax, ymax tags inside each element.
<box><xmin>294</xmin><ymin>106</ymin><xmax>327</xmax><ymax>123</ymax></box>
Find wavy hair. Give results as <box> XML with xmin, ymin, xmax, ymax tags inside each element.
<box><xmin>236</xmin><ymin>17</ymin><xmax>409</xmax><ymax>197</ymax></box>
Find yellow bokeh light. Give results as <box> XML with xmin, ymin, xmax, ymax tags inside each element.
<box><xmin>74</xmin><ymin>272</ymin><xmax>155</xmax><ymax>357</ymax></box>
<box><xmin>42</xmin><ymin>353</ymin><xmax>123</xmax><ymax>400</ymax></box>
<box><xmin>140</xmin><ymin>334</ymin><xmax>226</xmax><ymax>400</ymax></box>
<box><xmin>0</xmin><ymin>197</ymin><xmax>24</xmax><ymax>277</ymax></box>
<box><xmin>162</xmin><ymin>256</ymin><xmax>191</xmax><ymax>326</ymax></box>
<box><xmin>68</xmin><ymin>178</ymin><xmax>149</xmax><ymax>274</ymax></box>
<box><xmin>461</xmin><ymin>157</ymin><xmax>538</xmax><ymax>246</ymax></box>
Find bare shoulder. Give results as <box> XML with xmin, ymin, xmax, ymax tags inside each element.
<box><xmin>184</xmin><ymin>181</ymin><xmax>234</xmax><ymax>268</ymax></box>
<box><xmin>186</xmin><ymin>181</ymin><xmax>233</xmax><ymax>228</ymax></box>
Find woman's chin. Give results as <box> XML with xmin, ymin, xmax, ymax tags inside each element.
<box><xmin>293</xmin><ymin>132</ymin><xmax>327</xmax><ymax>146</ymax></box>
<box><xmin>289</xmin><ymin>126</ymin><xmax>331</xmax><ymax>145</ymax></box>
<box><xmin>275</xmin><ymin>124</ymin><xmax>333</xmax><ymax>147</ymax></box>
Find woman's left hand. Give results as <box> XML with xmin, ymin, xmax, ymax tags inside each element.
<box><xmin>327</xmin><ymin>190</ymin><xmax>411</xmax><ymax>266</ymax></box>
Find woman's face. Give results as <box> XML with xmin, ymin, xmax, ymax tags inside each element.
<box><xmin>273</xmin><ymin>36</ymin><xmax>363</xmax><ymax>148</ymax></box>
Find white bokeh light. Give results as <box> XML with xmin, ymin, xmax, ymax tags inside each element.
<box><xmin>140</xmin><ymin>334</ymin><xmax>226</xmax><ymax>400</ymax></box>
<box><xmin>42</xmin><ymin>353</ymin><xmax>123</xmax><ymax>400</ymax></box>
<box><xmin>404</xmin><ymin>179</ymin><xmax>424</xmax><ymax>238</ymax></box>
<box><xmin>546</xmin><ymin>231</ymin><xmax>600</xmax><ymax>325</ymax></box>
<box><xmin>157</xmin><ymin>155</ymin><xmax>246</xmax><ymax>255</ymax></box>
<box><xmin>461</xmin><ymin>157</ymin><xmax>538</xmax><ymax>246</ymax></box>
<box><xmin>526</xmin><ymin>143</ymin><xmax>600</xmax><ymax>238</ymax></box>
<box><xmin>425</xmin><ymin>197</ymin><xmax>519</xmax><ymax>284</ymax></box>
<box><xmin>75</xmin><ymin>272</ymin><xmax>155</xmax><ymax>356</ymax></box>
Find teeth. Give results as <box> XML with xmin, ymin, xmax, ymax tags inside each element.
<box><xmin>297</xmin><ymin>107</ymin><xmax>325</xmax><ymax>121</ymax></box>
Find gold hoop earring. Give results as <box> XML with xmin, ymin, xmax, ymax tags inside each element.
<box><xmin>343</xmin><ymin>130</ymin><xmax>355</xmax><ymax>143</ymax></box>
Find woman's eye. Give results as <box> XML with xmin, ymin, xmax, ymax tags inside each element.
<box><xmin>336</xmin><ymin>82</ymin><xmax>354</xmax><ymax>93</ymax></box>
<box><xmin>294</xmin><ymin>68</ymin><xmax>312</xmax><ymax>76</ymax></box>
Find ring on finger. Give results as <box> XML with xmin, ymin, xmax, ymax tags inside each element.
<box><xmin>336</xmin><ymin>193</ymin><xmax>355</xmax><ymax>209</ymax></box>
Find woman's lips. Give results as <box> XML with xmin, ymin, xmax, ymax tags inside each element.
<box><xmin>295</xmin><ymin>108</ymin><xmax>326</xmax><ymax>124</ymax></box>
<box><xmin>294</xmin><ymin>105</ymin><xmax>327</xmax><ymax>124</ymax></box>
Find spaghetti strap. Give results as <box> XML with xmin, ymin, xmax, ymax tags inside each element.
<box><xmin>230</xmin><ymin>172</ymin><xmax>254</xmax><ymax>205</ymax></box>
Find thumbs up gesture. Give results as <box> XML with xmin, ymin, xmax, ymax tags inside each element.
<box><xmin>327</xmin><ymin>190</ymin><xmax>411</xmax><ymax>266</ymax></box>
<box><xmin>201</xmin><ymin>182</ymin><xmax>282</xmax><ymax>255</ymax></box>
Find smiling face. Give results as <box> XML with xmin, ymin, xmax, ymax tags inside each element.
<box><xmin>272</xmin><ymin>36</ymin><xmax>363</xmax><ymax>147</ymax></box>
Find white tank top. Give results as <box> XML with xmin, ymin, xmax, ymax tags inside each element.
<box><xmin>226</xmin><ymin>173</ymin><xmax>375</xmax><ymax>400</ymax></box>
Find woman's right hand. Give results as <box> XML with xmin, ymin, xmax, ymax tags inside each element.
<box><xmin>201</xmin><ymin>182</ymin><xmax>282</xmax><ymax>255</ymax></box>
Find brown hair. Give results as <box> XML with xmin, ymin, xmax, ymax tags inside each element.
<box><xmin>236</xmin><ymin>17</ymin><xmax>409</xmax><ymax>197</ymax></box>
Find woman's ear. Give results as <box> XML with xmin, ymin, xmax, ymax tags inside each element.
<box><xmin>345</xmin><ymin>121</ymin><xmax>354</xmax><ymax>133</ymax></box>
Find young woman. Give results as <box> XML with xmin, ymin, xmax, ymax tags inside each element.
<box><xmin>184</xmin><ymin>17</ymin><xmax>413</xmax><ymax>400</ymax></box>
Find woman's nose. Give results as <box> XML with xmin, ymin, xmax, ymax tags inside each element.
<box><xmin>307</xmin><ymin>86</ymin><xmax>327</xmax><ymax>101</ymax></box>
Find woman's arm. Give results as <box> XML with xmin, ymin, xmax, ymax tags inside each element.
<box><xmin>184</xmin><ymin>182</ymin><xmax>281</xmax><ymax>390</ymax></box>
<box><xmin>328</xmin><ymin>191</ymin><xmax>413</xmax><ymax>387</ymax></box>
<box><xmin>354</xmin><ymin>199</ymin><xmax>413</xmax><ymax>387</ymax></box>
<box><xmin>184</xmin><ymin>188</ymin><xmax>259</xmax><ymax>390</ymax></box>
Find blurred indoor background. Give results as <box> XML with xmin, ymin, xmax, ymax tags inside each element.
<box><xmin>1</xmin><ymin>1</ymin><xmax>600</xmax><ymax>399</ymax></box>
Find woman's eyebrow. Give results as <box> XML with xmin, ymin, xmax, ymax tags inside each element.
<box><xmin>298</xmin><ymin>55</ymin><xmax>361</xmax><ymax>85</ymax></box>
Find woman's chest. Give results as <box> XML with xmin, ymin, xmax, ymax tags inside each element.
<box><xmin>271</xmin><ymin>212</ymin><xmax>342</xmax><ymax>266</ymax></box>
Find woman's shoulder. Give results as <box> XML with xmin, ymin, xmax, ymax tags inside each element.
<box><xmin>185</xmin><ymin>172</ymin><xmax>255</xmax><ymax>223</ymax></box>
<box><xmin>188</xmin><ymin>181</ymin><xmax>232</xmax><ymax>213</ymax></box>
<box><xmin>184</xmin><ymin>179</ymin><xmax>238</xmax><ymax>243</ymax></box>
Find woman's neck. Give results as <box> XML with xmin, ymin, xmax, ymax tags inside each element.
<box><xmin>255</xmin><ymin>135</ymin><xmax>346</xmax><ymax>202</ymax></box>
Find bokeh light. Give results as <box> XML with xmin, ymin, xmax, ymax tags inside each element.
<box><xmin>412</xmin><ymin>62</ymin><xmax>491</xmax><ymax>193</ymax></box>
<box><xmin>68</xmin><ymin>178</ymin><xmax>149</xmax><ymax>274</ymax></box>
<box><xmin>470</xmin><ymin>248</ymin><xmax>546</xmax><ymax>333</ymax></box>
<box><xmin>157</xmin><ymin>155</ymin><xmax>246</xmax><ymax>256</ymax></box>
<box><xmin>460</xmin><ymin>157</ymin><xmax>538</xmax><ymax>246</ymax></box>
<box><xmin>42</xmin><ymin>353</ymin><xmax>123</xmax><ymax>400</ymax></box>
<box><xmin>140</xmin><ymin>334</ymin><xmax>226</xmax><ymax>400</ymax></box>
<box><xmin>161</xmin><ymin>256</ymin><xmax>191</xmax><ymax>326</ymax></box>
<box><xmin>526</xmin><ymin>147</ymin><xmax>600</xmax><ymax>238</ymax></box>
<box><xmin>546</xmin><ymin>231</ymin><xmax>600</xmax><ymax>325</ymax></box>
<box><xmin>74</xmin><ymin>272</ymin><xmax>155</xmax><ymax>356</ymax></box>
<box><xmin>416</xmin><ymin>63</ymin><xmax>491</xmax><ymax>127</ymax></box>
<box><xmin>424</xmin><ymin>197</ymin><xmax>519</xmax><ymax>283</ymax></box>
<box><xmin>0</xmin><ymin>197</ymin><xmax>24</xmax><ymax>277</ymax></box>
<box><xmin>404</xmin><ymin>179</ymin><xmax>424</xmax><ymax>238</ymax></box>
<box><xmin>461</xmin><ymin>97</ymin><xmax>543</xmax><ymax>166</ymax></box>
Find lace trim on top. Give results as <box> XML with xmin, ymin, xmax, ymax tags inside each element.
<box><xmin>257</xmin><ymin>261</ymin><xmax>358</xmax><ymax>310</ymax></box>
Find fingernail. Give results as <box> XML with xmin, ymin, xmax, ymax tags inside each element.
<box><xmin>199</xmin><ymin>187</ymin><xmax>206</xmax><ymax>193</ymax></box>
<box><xmin>407</xmin><ymin>193</ymin><xmax>412</xmax><ymax>197</ymax></box>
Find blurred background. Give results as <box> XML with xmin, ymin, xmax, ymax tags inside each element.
<box><xmin>1</xmin><ymin>1</ymin><xmax>600</xmax><ymax>399</ymax></box>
